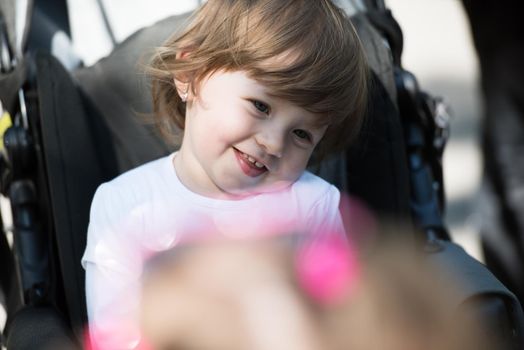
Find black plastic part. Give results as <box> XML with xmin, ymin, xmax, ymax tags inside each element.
<box><xmin>33</xmin><ymin>0</ymin><xmax>71</xmax><ymax>38</ymax></box>
<box><xmin>461</xmin><ymin>294</ymin><xmax>524</xmax><ymax>350</ymax></box>
<box><xmin>3</xmin><ymin>126</ymin><xmax>36</xmax><ymax>178</ymax></box>
<box><xmin>395</xmin><ymin>68</ymin><xmax>450</xmax><ymax>241</ymax></box>
<box><xmin>9</xmin><ymin>180</ymin><xmax>49</xmax><ymax>305</ymax></box>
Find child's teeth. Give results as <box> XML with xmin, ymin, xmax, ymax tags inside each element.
<box><xmin>239</xmin><ymin>150</ymin><xmax>264</xmax><ymax>168</ymax></box>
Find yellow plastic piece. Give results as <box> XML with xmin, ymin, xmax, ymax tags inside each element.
<box><xmin>0</xmin><ymin>111</ymin><xmax>13</xmax><ymax>151</ymax></box>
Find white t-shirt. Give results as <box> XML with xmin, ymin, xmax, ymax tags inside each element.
<box><xmin>82</xmin><ymin>152</ymin><xmax>345</xmax><ymax>349</ymax></box>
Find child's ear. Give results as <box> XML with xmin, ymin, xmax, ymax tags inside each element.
<box><xmin>173</xmin><ymin>77</ymin><xmax>190</xmax><ymax>102</ymax></box>
<box><xmin>174</xmin><ymin>50</ymin><xmax>192</xmax><ymax>102</ymax></box>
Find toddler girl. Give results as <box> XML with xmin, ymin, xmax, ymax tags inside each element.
<box><xmin>82</xmin><ymin>0</ymin><xmax>368</xmax><ymax>348</ymax></box>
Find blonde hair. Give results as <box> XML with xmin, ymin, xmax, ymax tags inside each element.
<box><xmin>148</xmin><ymin>0</ymin><xmax>369</xmax><ymax>156</ymax></box>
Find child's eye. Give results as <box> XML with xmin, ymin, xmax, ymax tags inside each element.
<box><xmin>252</xmin><ymin>100</ymin><xmax>270</xmax><ymax>114</ymax></box>
<box><xmin>293</xmin><ymin>129</ymin><xmax>312</xmax><ymax>142</ymax></box>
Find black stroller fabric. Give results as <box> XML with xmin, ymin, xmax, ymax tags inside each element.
<box><xmin>5</xmin><ymin>306</ymin><xmax>77</xmax><ymax>350</ymax></box>
<box><xmin>35</xmin><ymin>52</ymin><xmax>106</xmax><ymax>338</ymax></box>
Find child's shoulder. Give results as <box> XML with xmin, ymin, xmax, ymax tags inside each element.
<box><xmin>95</xmin><ymin>154</ymin><xmax>173</xmax><ymax>203</ymax></box>
<box><xmin>290</xmin><ymin>171</ymin><xmax>340</xmax><ymax>202</ymax></box>
<box><xmin>113</xmin><ymin>154</ymin><xmax>170</xmax><ymax>185</ymax></box>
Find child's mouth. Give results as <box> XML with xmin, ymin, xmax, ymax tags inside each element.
<box><xmin>233</xmin><ymin>148</ymin><xmax>267</xmax><ymax>177</ymax></box>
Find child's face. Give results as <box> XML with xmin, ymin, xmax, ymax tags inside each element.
<box><xmin>176</xmin><ymin>70</ymin><xmax>328</xmax><ymax>199</ymax></box>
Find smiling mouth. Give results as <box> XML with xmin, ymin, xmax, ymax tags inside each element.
<box><xmin>233</xmin><ymin>148</ymin><xmax>268</xmax><ymax>177</ymax></box>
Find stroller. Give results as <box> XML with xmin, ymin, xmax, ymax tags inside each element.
<box><xmin>1</xmin><ymin>0</ymin><xmax>523</xmax><ymax>348</ymax></box>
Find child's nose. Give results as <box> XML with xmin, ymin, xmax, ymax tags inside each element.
<box><xmin>255</xmin><ymin>131</ymin><xmax>284</xmax><ymax>158</ymax></box>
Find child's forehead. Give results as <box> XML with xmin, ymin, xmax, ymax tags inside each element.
<box><xmin>201</xmin><ymin>69</ymin><xmax>269</xmax><ymax>93</ymax></box>
<box><xmin>200</xmin><ymin>69</ymin><xmax>271</xmax><ymax>95</ymax></box>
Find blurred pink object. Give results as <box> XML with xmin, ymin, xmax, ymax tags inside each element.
<box><xmin>83</xmin><ymin>326</ymin><xmax>153</xmax><ymax>350</ymax></box>
<box><xmin>295</xmin><ymin>235</ymin><xmax>359</xmax><ymax>304</ymax></box>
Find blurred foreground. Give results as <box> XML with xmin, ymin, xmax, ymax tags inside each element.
<box><xmin>133</xmin><ymin>236</ymin><xmax>492</xmax><ymax>350</ymax></box>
